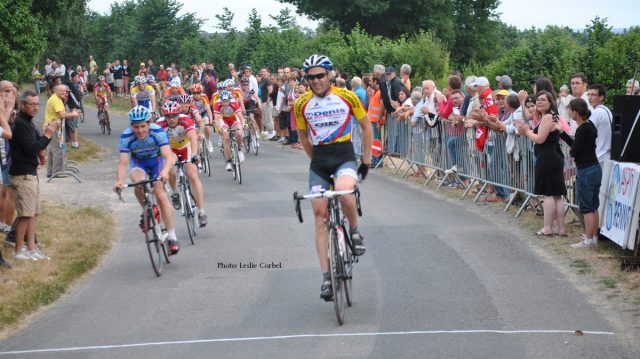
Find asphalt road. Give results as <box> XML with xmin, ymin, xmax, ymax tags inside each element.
<box><xmin>0</xmin><ymin>102</ymin><xmax>636</xmax><ymax>358</ymax></box>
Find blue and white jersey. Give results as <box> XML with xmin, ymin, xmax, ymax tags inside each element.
<box><xmin>118</xmin><ymin>124</ymin><xmax>169</xmax><ymax>160</ymax></box>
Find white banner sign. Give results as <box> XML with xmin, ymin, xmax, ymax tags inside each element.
<box><xmin>601</xmin><ymin>162</ymin><xmax>640</xmax><ymax>248</ymax></box>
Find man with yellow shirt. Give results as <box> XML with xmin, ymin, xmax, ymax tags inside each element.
<box><xmin>294</xmin><ymin>54</ymin><xmax>372</xmax><ymax>301</ymax></box>
<box><xmin>44</xmin><ymin>84</ymin><xmax>80</xmax><ymax>178</ymax></box>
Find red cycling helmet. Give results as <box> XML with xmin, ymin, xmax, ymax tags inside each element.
<box><xmin>161</xmin><ymin>101</ymin><xmax>181</xmax><ymax>116</ymax></box>
<box><xmin>190</xmin><ymin>83</ymin><xmax>203</xmax><ymax>94</ymax></box>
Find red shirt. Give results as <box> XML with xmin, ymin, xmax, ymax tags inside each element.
<box><xmin>214</xmin><ymin>100</ymin><xmax>241</xmax><ymax>124</ymax></box>
<box><xmin>475</xmin><ymin>88</ymin><xmax>497</xmax><ymax>151</ymax></box>
<box><xmin>156</xmin><ymin>69</ymin><xmax>168</xmax><ymax>82</ymax></box>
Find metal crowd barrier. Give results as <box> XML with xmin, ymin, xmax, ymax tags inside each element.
<box><xmin>376</xmin><ymin>116</ymin><xmax>579</xmax><ymax>218</ymax></box>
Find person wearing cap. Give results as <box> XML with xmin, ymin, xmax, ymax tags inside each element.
<box><xmin>470</xmin><ymin>76</ymin><xmax>498</xmax><ymax>152</ymax></box>
<box><xmin>380</xmin><ymin>66</ymin><xmax>404</xmax><ymax>152</ymax></box>
<box><xmin>242</xmin><ymin>66</ymin><xmax>259</xmax><ymax>94</ymax></box>
<box><xmin>137</xmin><ymin>62</ymin><xmax>147</xmax><ymax>77</ymax></box>
<box><xmin>44</xmin><ymin>84</ymin><xmax>80</xmax><ymax>178</ymax></box>
<box><xmin>495</xmin><ymin>75</ymin><xmax>517</xmax><ymax>95</ymax></box>
<box><xmin>481</xmin><ymin>88</ymin><xmax>511</xmax><ymax>202</ymax></box>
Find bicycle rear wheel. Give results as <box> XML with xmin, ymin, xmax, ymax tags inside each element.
<box><xmin>182</xmin><ymin>185</ymin><xmax>196</xmax><ymax>245</ymax></box>
<box><xmin>144</xmin><ymin>207</ymin><xmax>164</xmax><ymax>276</ymax></box>
<box><xmin>329</xmin><ymin>227</ymin><xmax>345</xmax><ymax>325</ymax></box>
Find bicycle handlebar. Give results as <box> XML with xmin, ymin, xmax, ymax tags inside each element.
<box><xmin>115</xmin><ymin>178</ymin><xmax>162</xmax><ymax>201</ymax></box>
<box><xmin>292</xmin><ymin>186</ymin><xmax>361</xmax><ymax>223</ymax></box>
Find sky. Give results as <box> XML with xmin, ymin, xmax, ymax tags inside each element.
<box><xmin>87</xmin><ymin>0</ymin><xmax>638</xmax><ymax>32</ymax></box>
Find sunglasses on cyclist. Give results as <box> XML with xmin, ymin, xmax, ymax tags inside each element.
<box><xmin>305</xmin><ymin>73</ymin><xmax>327</xmax><ymax>81</ymax></box>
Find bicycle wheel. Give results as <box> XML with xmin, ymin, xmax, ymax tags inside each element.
<box><xmin>329</xmin><ymin>227</ymin><xmax>345</xmax><ymax>325</ymax></box>
<box><xmin>243</xmin><ymin>133</ymin><xmax>251</xmax><ymax>154</ymax></box>
<box><xmin>98</xmin><ymin>112</ymin><xmax>106</xmax><ymax>134</ymax></box>
<box><xmin>182</xmin><ymin>185</ymin><xmax>196</xmax><ymax>245</ymax></box>
<box><xmin>252</xmin><ymin>136</ymin><xmax>259</xmax><ymax>156</ymax></box>
<box><xmin>234</xmin><ymin>147</ymin><xmax>242</xmax><ymax>185</ymax></box>
<box><xmin>342</xmin><ymin>226</ymin><xmax>354</xmax><ymax>307</ymax></box>
<box><xmin>144</xmin><ymin>206</ymin><xmax>164</xmax><ymax>276</ymax></box>
<box><xmin>201</xmin><ymin>140</ymin><xmax>211</xmax><ymax>177</ymax></box>
<box><xmin>105</xmin><ymin>112</ymin><xmax>111</xmax><ymax>135</ymax></box>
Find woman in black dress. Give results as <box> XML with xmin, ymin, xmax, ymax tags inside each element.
<box><xmin>516</xmin><ymin>90</ymin><xmax>566</xmax><ymax>236</ymax></box>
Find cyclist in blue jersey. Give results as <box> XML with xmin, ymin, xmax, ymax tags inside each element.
<box><xmin>114</xmin><ymin>106</ymin><xmax>180</xmax><ymax>255</ymax></box>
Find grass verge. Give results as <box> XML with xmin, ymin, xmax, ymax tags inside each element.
<box><xmin>0</xmin><ymin>201</ymin><xmax>115</xmax><ymax>334</ymax></box>
<box><xmin>67</xmin><ymin>137</ymin><xmax>103</xmax><ymax>163</ymax></box>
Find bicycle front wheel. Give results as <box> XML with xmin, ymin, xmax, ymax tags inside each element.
<box><xmin>232</xmin><ymin>144</ymin><xmax>242</xmax><ymax>184</ymax></box>
<box><xmin>201</xmin><ymin>140</ymin><xmax>211</xmax><ymax>177</ymax></box>
<box><xmin>105</xmin><ymin>112</ymin><xmax>111</xmax><ymax>135</ymax></box>
<box><xmin>329</xmin><ymin>227</ymin><xmax>346</xmax><ymax>325</ymax></box>
<box><xmin>182</xmin><ymin>185</ymin><xmax>196</xmax><ymax>245</ymax></box>
<box><xmin>343</xmin><ymin>226</ymin><xmax>354</xmax><ymax>307</ymax></box>
<box><xmin>243</xmin><ymin>134</ymin><xmax>251</xmax><ymax>154</ymax></box>
<box><xmin>98</xmin><ymin>112</ymin><xmax>106</xmax><ymax>134</ymax></box>
<box><xmin>144</xmin><ymin>207</ymin><xmax>164</xmax><ymax>276</ymax></box>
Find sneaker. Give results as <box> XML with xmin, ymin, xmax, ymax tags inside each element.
<box><xmin>350</xmin><ymin>231</ymin><xmax>366</xmax><ymax>256</ymax></box>
<box><xmin>266</xmin><ymin>131</ymin><xmax>276</xmax><ymax>139</ymax></box>
<box><xmin>225</xmin><ymin>162</ymin><xmax>232</xmax><ymax>171</ymax></box>
<box><xmin>168</xmin><ymin>239</ymin><xmax>180</xmax><ymax>255</ymax></box>
<box><xmin>270</xmin><ymin>136</ymin><xmax>280</xmax><ymax>142</ymax></box>
<box><xmin>171</xmin><ymin>193</ymin><xmax>181</xmax><ymax>210</ymax></box>
<box><xmin>276</xmin><ymin>137</ymin><xmax>286</xmax><ymax>144</ymax></box>
<box><xmin>198</xmin><ymin>212</ymin><xmax>208</xmax><ymax>227</ymax></box>
<box><xmin>207</xmin><ymin>142</ymin><xmax>214</xmax><ymax>153</ymax></box>
<box><xmin>30</xmin><ymin>250</ymin><xmax>51</xmax><ymax>260</ymax></box>
<box><xmin>320</xmin><ymin>280</ymin><xmax>333</xmax><ymax>301</ymax></box>
<box><xmin>571</xmin><ymin>239</ymin><xmax>594</xmax><ymax>249</ymax></box>
<box><xmin>71</xmin><ymin>142</ymin><xmax>79</xmax><ymax>148</ymax></box>
<box><xmin>14</xmin><ymin>248</ymin><xmax>36</xmax><ymax>261</ymax></box>
<box><xmin>281</xmin><ymin>140</ymin><xmax>291</xmax><ymax>145</ymax></box>
<box><xmin>444</xmin><ymin>165</ymin><xmax>457</xmax><ymax>174</ymax></box>
<box><xmin>238</xmin><ymin>151</ymin><xmax>245</xmax><ymax>163</ymax></box>
<box><xmin>0</xmin><ymin>222</ymin><xmax>11</xmax><ymax>234</ymax></box>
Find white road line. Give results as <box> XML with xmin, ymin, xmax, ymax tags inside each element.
<box><xmin>0</xmin><ymin>329</ymin><xmax>615</xmax><ymax>355</ymax></box>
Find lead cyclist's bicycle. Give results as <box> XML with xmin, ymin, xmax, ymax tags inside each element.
<box><xmin>116</xmin><ymin>178</ymin><xmax>170</xmax><ymax>277</ymax></box>
<box><xmin>293</xmin><ymin>186</ymin><xmax>362</xmax><ymax>325</ymax></box>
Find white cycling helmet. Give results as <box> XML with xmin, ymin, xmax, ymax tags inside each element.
<box><xmin>146</xmin><ymin>74</ymin><xmax>155</xmax><ymax>83</ymax></box>
<box><xmin>135</xmin><ymin>75</ymin><xmax>147</xmax><ymax>85</ymax></box>
<box><xmin>220</xmin><ymin>91</ymin><xmax>233</xmax><ymax>101</ymax></box>
<box><xmin>303</xmin><ymin>54</ymin><xmax>333</xmax><ymax>71</ymax></box>
<box><xmin>169</xmin><ymin>79</ymin><xmax>181</xmax><ymax>88</ymax></box>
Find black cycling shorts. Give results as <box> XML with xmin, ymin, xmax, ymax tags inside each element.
<box><xmin>309</xmin><ymin>142</ymin><xmax>357</xmax><ymax>193</ymax></box>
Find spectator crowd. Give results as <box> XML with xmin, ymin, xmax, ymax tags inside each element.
<box><xmin>2</xmin><ymin>53</ymin><xmax>637</xmax><ymax>265</ymax></box>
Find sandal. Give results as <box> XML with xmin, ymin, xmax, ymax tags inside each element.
<box><xmin>535</xmin><ymin>230</ymin><xmax>553</xmax><ymax>236</ymax></box>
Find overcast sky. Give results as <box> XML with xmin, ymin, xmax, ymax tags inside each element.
<box><xmin>87</xmin><ymin>0</ymin><xmax>638</xmax><ymax>32</ymax></box>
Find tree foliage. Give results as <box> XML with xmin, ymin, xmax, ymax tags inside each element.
<box><xmin>280</xmin><ymin>0</ymin><xmax>499</xmax><ymax>65</ymax></box>
<box><xmin>0</xmin><ymin>0</ymin><xmax>46</xmax><ymax>81</ymax></box>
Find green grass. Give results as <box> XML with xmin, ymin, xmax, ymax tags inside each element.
<box><xmin>571</xmin><ymin>259</ymin><xmax>594</xmax><ymax>275</ymax></box>
<box><xmin>0</xmin><ymin>202</ymin><xmax>115</xmax><ymax>333</ymax></box>
<box><xmin>66</xmin><ymin>137</ymin><xmax>103</xmax><ymax>163</ymax></box>
<box><xmin>602</xmin><ymin>277</ymin><xmax>618</xmax><ymax>289</ymax></box>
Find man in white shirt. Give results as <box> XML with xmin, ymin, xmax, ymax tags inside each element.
<box><xmin>587</xmin><ymin>84</ymin><xmax>612</xmax><ymax>165</ymax></box>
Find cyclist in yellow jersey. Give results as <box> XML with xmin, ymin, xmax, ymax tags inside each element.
<box><xmin>130</xmin><ymin>76</ymin><xmax>157</xmax><ymax>112</ymax></box>
<box><xmin>294</xmin><ymin>54</ymin><xmax>373</xmax><ymax>301</ymax></box>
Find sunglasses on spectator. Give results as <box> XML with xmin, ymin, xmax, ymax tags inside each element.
<box><xmin>306</xmin><ymin>73</ymin><xmax>327</xmax><ymax>81</ymax></box>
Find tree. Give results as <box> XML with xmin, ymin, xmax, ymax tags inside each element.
<box><xmin>0</xmin><ymin>0</ymin><xmax>46</xmax><ymax>82</ymax></box>
<box><xmin>215</xmin><ymin>7</ymin><xmax>236</xmax><ymax>33</ymax></box>
<box><xmin>31</xmin><ymin>0</ymin><xmax>89</xmax><ymax>66</ymax></box>
<box><xmin>270</xmin><ymin>8</ymin><xmax>296</xmax><ymax>30</ymax></box>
